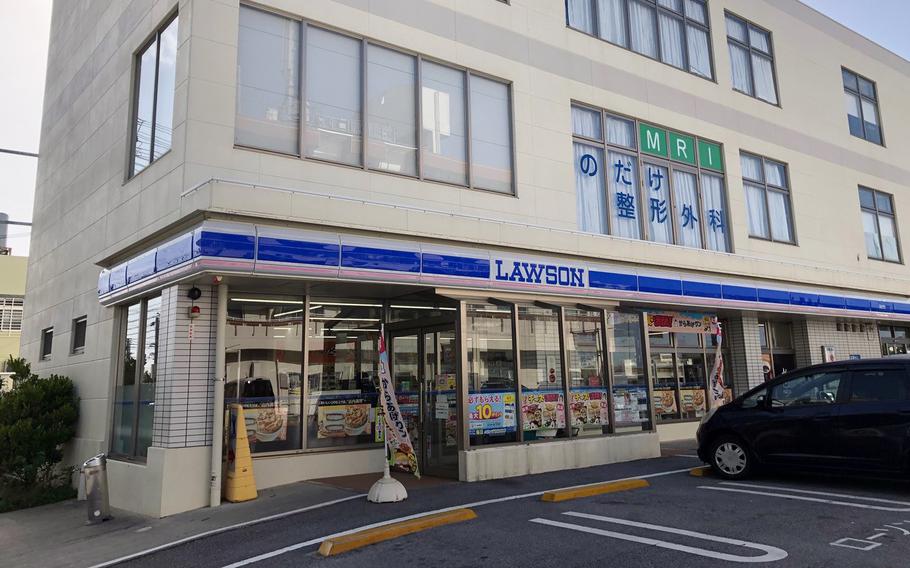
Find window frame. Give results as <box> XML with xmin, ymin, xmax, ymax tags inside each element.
<box><xmin>571</xmin><ymin>101</ymin><xmax>733</xmax><ymax>252</ymax></box>
<box><xmin>740</xmin><ymin>151</ymin><xmax>796</xmax><ymax>245</ymax></box>
<box><xmin>0</xmin><ymin>297</ymin><xmax>23</xmax><ymax>333</ymax></box>
<box><xmin>724</xmin><ymin>10</ymin><xmax>780</xmax><ymax>107</ymax></box>
<box><xmin>566</xmin><ymin>0</ymin><xmax>715</xmax><ymax>80</ymax></box>
<box><xmin>566</xmin><ymin>0</ymin><xmax>716</xmax><ymax>81</ymax></box>
<box><xmin>235</xmin><ymin>4</ymin><xmax>517</xmax><ymax>196</ymax></box>
<box><xmin>858</xmin><ymin>186</ymin><xmax>901</xmax><ymax>263</ymax></box>
<box><xmin>40</xmin><ymin>327</ymin><xmax>53</xmax><ymax>361</ymax></box>
<box><xmin>842</xmin><ymin>67</ymin><xmax>885</xmax><ymax>146</ymax></box>
<box><xmin>71</xmin><ymin>315</ymin><xmax>87</xmax><ymax>355</ymax></box>
<box><xmin>126</xmin><ymin>10</ymin><xmax>178</xmax><ymax>180</ymax></box>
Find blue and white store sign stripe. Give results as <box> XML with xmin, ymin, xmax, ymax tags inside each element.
<box><xmin>97</xmin><ymin>221</ymin><xmax>910</xmax><ymax>320</ymax></box>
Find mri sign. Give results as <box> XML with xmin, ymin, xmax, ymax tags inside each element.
<box><xmin>580</xmin><ymin>153</ymin><xmax>598</xmax><ymax>176</ymax></box>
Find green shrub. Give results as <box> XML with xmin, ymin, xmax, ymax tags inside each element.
<box><xmin>0</xmin><ymin>370</ymin><xmax>79</xmax><ymax>511</ymax></box>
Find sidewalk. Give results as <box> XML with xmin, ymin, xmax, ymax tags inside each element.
<box><xmin>0</xmin><ymin>478</ymin><xmax>363</xmax><ymax>568</ymax></box>
<box><xmin>1</xmin><ymin>444</ymin><xmax>697</xmax><ymax>568</ymax></box>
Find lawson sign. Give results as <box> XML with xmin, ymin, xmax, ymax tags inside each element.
<box><xmin>493</xmin><ymin>258</ymin><xmax>586</xmax><ymax>288</ymax></box>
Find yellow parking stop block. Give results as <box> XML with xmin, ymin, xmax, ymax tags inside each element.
<box><xmin>318</xmin><ymin>508</ymin><xmax>478</xmax><ymax>556</ymax></box>
<box><xmin>540</xmin><ymin>478</ymin><xmax>650</xmax><ymax>503</ymax></box>
<box><xmin>689</xmin><ymin>466</ymin><xmax>712</xmax><ymax>477</ymax></box>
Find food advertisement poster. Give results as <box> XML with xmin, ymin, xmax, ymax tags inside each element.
<box><xmin>316</xmin><ymin>397</ymin><xmax>372</xmax><ymax>439</ymax></box>
<box><xmin>647</xmin><ymin>312</ymin><xmax>718</xmax><ymax>334</ymax></box>
<box><xmin>569</xmin><ymin>388</ymin><xmax>610</xmax><ymax>427</ymax></box>
<box><xmin>613</xmin><ymin>386</ymin><xmax>649</xmax><ymax>424</ymax></box>
<box><xmin>654</xmin><ymin>390</ymin><xmax>679</xmax><ymax>415</ymax></box>
<box><xmin>468</xmin><ymin>391</ymin><xmax>516</xmax><ymax>435</ymax></box>
<box><xmin>679</xmin><ymin>388</ymin><xmax>707</xmax><ymax>415</ymax></box>
<box><xmin>521</xmin><ymin>390</ymin><xmax>565</xmax><ymax>431</ymax></box>
<box><xmin>241</xmin><ymin>400</ymin><xmax>289</xmax><ymax>443</ymax></box>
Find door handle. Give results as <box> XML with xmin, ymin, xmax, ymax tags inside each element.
<box><xmin>811</xmin><ymin>413</ymin><xmax>832</xmax><ymax>421</ymax></box>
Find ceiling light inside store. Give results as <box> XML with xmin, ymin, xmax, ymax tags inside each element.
<box><xmin>231</xmin><ymin>298</ymin><xmax>304</xmax><ymax>304</ymax></box>
<box><xmin>273</xmin><ymin>309</ymin><xmax>303</xmax><ymax>317</ymax></box>
<box><xmin>309</xmin><ymin>317</ymin><xmax>380</xmax><ymax>322</ymax></box>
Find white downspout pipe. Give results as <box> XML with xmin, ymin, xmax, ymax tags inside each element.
<box><xmin>210</xmin><ymin>282</ymin><xmax>228</xmax><ymax>507</ymax></box>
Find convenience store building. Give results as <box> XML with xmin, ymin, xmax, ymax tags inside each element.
<box><xmin>23</xmin><ymin>0</ymin><xmax>910</xmax><ymax>516</ymax></box>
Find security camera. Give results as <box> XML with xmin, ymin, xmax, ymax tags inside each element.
<box><xmin>212</xmin><ymin>275</ymin><xmax>223</xmax><ymax>285</ymax></box>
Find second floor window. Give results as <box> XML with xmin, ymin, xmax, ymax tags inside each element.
<box><xmin>235</xmin><ymin>5</ymin><xmax>514</xmax><ymax>194</ymax></box>
<box><xmin>725</xmin><ymin>12</ymin><xmax>777</xmax><ymax>105</ymax></box>
<box><xmin>130</xmin><ymin>13</ymin><xmax>178</xmax><ymax>177</ymax></box>
<box><xmin>566</xmin><ymin>0</ymin><xmax>713</xmax><ymax>79</ymax></box>
<box><xmin>740</xmin><ymin>152</ymin><xmax>794</xmax><ymax>244</ymax></box>
<box><xmin>859</xmin><ymin>187</ymin><xmax>900</xmax><ymax>262</ymax></box>
<box><xmin>843</xmin><ymin>68</ymin><xmax>883</xmax><ymax>145</ymax></box>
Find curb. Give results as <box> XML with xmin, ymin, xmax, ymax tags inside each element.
<box><xmin>540</xmin><ymin>478</ymin><xmax>650</xmax><ymax>502</ymax></box>
<box><xmin>318</xmin><ymin>508</ymin><xmax>478</xmax><ymax>556</ymax></box>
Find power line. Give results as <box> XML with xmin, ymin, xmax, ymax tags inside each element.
<box><xmin>0</xmin><ymin>148</ymin><xmax>39</xmax><ymax>158</ymax></box>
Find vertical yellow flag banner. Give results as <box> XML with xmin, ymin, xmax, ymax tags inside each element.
<box><xmin>378</xmin><ymin>331</ymin><xmax>420</xmax><ymax>478</ymax></box>
<box><xmin>225</xmin><ymin>404</ymin><xmax>258</xmax><ymax>502</ymax></box>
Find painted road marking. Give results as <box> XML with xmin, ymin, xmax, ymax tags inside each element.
<box><xmin>540</xmin><ymin>479</ymin><xmax>649</xmax><ymax>502</ymax></box>
<box><xmin>84</xmin><ymin>494</ymin><xmax>367</xmax><ymax>568</ymax></box>
<box><xmin>530</xmin><ymin>512</ymin><xmax>787</xmax><ymax>563</ymax></box>
<box><xmin>699</xmin><ymin>482</ymin><xmax>910</xmax><ymax>512</ymax></box>
<box><xmin>830</xmin><ymin>537</ymin><xmax>883</xmax><ymax>551</ymax></box>
<box><xmin>318</xmin><ymin>509</ymin><xmax>477</xmax><ymax>556</ymax></box>
<box><xmin>722</xmin><ymin>482</ymin><xmax>910</xmax><ymax>506</ymax></box>
<box><xmin>220</xmin><ymin>465</ymin><xmax>698</xmax><ymax>568</ymax></box>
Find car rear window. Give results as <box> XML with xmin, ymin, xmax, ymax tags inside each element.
<box><xmin>849</xmin><ymin>368</ymin><xmax>910</xmax><ymax>403</ymax></box>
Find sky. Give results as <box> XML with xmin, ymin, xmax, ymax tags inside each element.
<box><xmin>1</xmin><ymin>1</ymin><xmax>909</xmax><ymax>258</ymax></box>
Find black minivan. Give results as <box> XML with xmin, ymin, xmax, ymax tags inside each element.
<box><xmin>696</xmin><ymin>357</ymin><xmax>910</xmax><ymax>480</ymax></box>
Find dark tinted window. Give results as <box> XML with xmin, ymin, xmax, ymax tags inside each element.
<box><xmin>849</xmin><ymin>368</ymin><xmax>910</xmax><ymax>402</ymax></box>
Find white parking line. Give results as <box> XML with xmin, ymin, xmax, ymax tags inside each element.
<box><xmin>699</xmin><ymin>484</ymin><xmax>910</xmax><ymax>512</ymax></box>
<box><xmin>721</xmin><ymin>482</ymin><xmax>910</xmax><ymax>506</ymax></box>
<box><xmin>530</xmin><ymin>512</ymin><xmax>787</xmax><ymax>563</ymax></box>
<box><xmin>84</xmin><ymin>494</ymin><xmax>367</xmax><ymax>568</ymax></box>
<box><xmin>220</xmin><ymin>466</ymin><xmax>696</xmax><ymax>567</ymax></box>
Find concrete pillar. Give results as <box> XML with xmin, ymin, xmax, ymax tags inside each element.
<box><xmin>725</xmin><ymin>313</ymin><xmax>764</xmax><ymax>393</ymax></box>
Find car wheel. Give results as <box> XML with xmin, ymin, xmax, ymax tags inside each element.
<box><xmin>709</xmin><ymin>436</ymin><xmax>752</xmax><ymax>480</ymax></box>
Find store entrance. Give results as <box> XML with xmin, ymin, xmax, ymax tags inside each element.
<box><xmin>389</xmin><ymin>325</ymin><xmax>459</xmax><ymax>478</ymax></box>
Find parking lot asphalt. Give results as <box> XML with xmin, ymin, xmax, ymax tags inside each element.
<box><xmin>118</xmin><ymin>454</ymin><xmax>910</xmax><ymax>568</ymax></box>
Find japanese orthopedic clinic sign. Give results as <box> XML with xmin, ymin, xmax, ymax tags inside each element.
<box><xmin>605</xmin><ymin>121</ymin><xmax>725</xmax><ymax>238</ymax></box>
<box><xmin>378</xmin><ymin>329</ymin><xmax>420</xmax><ymax>477</ymax></box>
<box><xmin>646</xmin><ymin>311</ymin><xmax>718</xmax><ymax>334</ymax></box>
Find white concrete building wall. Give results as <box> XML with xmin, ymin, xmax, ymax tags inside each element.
<box><xmin>22</xmin><ymin>0</ymin><xmax>190</xmax><ymax>471</ymax></box>
<box><xmin>22</xmin><ymin>0</ymin><xmax>910</xmax><ymax>515</ymax></box>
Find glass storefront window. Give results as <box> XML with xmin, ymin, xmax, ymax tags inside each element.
<box><xmin>771</xmin><ymin>321</ymin><xmax>793</xmax><ymax>349</ymax></box>
<box><xmin>137</xmin><ymin>296</ymin><xmax>160</xmax><ymax>457</ymax></box>
<box><xmin>112</xmin><ymin>303</ymin><xmax>141</xmax><ymax>456</ymax></box>
<box><xmin>111</xmin><ymin>296</ymin><xmax>161</xmax><ymax>459</ymax></box>
<box><xmin>565</xmin><ymin>309</ymin><xmax>609</xmax><ymax>436</ymax></box>
<box><xmin>609</xmin><ymin>312</ymin><xmax>651</xmax><ymax>432</ymax></box>
<box><xmin>650</xmin><ymin>352</ymin><xmax>679</xmax><ymax>421</ymax></box>
<box><xmin>226</xmin><ymin>296</ymin><xmax>304</xmax><ymax>453</ymax></box>
<box><xmin>305</xmin><ymin>301</ymin><xmax>382</xmax><ymax>449</ymax></box>
<box><xmin>678</xmin><ymin>351</ymin><xmax>707</xmax><ymax>420</ymax></box>
<box><xmin>466</xmin><ymin>303</ymin><xmax>518</xmax><ymax>446</ymax></box>
<box><xmin>387</xmin><ymin>303</ymin><xmax>457</xmax><ymax>323</ymax></box>
<box><xmin>517</xmin><ymin>305</ymin><xmax>568</xmax><ymax>439</ymax></box>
